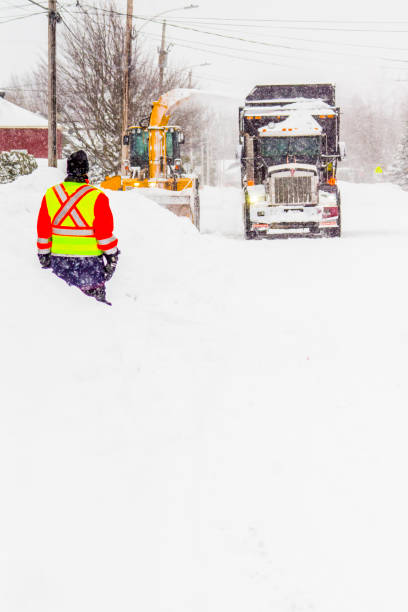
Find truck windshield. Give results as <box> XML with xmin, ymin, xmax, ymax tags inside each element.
<box><xmin>166</xmin><ymin>132</ymin><xmax>181</xmax><ymax>160</ymax></box>
<box><xmin>166</xmin><ymin>131</ymin><xmax>174</xmax><ymax>158</ymax></box>
<box><xmin>129</xmin><ymin>131</ymin><xmax>148</xmax><ymax>167</ymax></box>
<box><xmin>260</xmin><ymin>136</ymin><xmax>320</xmax><ymax>163</ymax></box>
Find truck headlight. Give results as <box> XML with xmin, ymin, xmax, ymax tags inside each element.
<box><xmin>246</xmin><ymin>185</ymin><xmax>266</xmax><ymax>205</ymax></box>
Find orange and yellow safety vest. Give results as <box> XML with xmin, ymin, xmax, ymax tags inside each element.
<box><xmin>37</xmin><ymin>181</ymin><xmax>118</xmax><ymax>257</ymax></box>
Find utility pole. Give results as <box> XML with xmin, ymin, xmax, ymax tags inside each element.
<box><xmin>158</xmin><ymin>20</ymin><xmax>167</xmax><ymax>92</ymax></box>
<box><xmin>190</xmin><ymin>141</ymin><xmax>194</xmax><ymax>173</ymax></box>
<box><xmin>206</xmin><ymin>140</ymin><xmax>210</xmax><ymax>185</ymax></box>
<box><xmin>121</xmin><ymin>0</ymin><xmax>133</xmax><ymax>175</ymax></box>
<box><xmin>48</xmin><ymin>0</ymin><xmax>58</xmax><ymax>167</ymax></box>
<box><xmin>201</xmin><ymin>143</ymin><xmax>205</xmax><ymax>184</ymax></box>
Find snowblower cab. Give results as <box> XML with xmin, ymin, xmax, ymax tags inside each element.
<box><xmin>101</xmin><ymin>89</ymin><xmax>200</xmax><ymax>230</ymax></box>
<box><xmin>124</xmin><ymin>125</ymin><xmax>184</xmax><ymax>180</ymax></box>
<box><xmin>126</xmin><ymin>126</ymin><xmax>149</xmax><ymax>177</ymax></box>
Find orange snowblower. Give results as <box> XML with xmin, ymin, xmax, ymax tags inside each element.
<box><xmin>101</xmin><ymin>89</ymin><xmax>200</xmax><ymax>229</ymax></box>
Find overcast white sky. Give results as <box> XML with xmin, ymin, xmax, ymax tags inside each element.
<box><xmin>1</xmin><ymin>0</ymin><xmax>408</xmax><ymax>106</ymax></box>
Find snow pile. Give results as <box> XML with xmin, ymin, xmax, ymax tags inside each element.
<box><xmin>2</xmin><ymin>166</ymin><xmax>408</xmax><ymax>612</ymax></box>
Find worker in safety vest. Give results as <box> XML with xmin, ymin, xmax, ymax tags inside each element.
<box><xmin>36</xmin><ymin>150</ymin><xmax>119</xmax><ymax>305</ymax></box>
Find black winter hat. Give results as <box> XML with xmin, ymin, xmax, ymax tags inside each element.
<box><xmin>67</xmin><ymin>150</ymin><xmax>89</xmax><ymax>176</ymax></box>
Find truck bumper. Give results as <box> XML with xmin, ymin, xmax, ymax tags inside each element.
<box><xmin>319</xmin><ymin>218</ymin><xmax>339</xmax><ymax>229</ymax></box>
<box><xmin>249</xmin><ymin>204</ymin><xmax>321</xmax><ymax>237</ymax></box>
<box><xmin>251</xmin><ymin>221</ymin><xmax>320</xmax><ymax>237</ymax></box>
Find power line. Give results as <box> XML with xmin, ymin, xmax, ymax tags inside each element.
<box><xmin>140</xmin><ymin>26</ymin><xmax>327</xmax><ymax>71</ymax></box>
<box><xmin>143</xmin><ymin>25</ymin><xmax>408</xmax><ymax>64</ymax></box>
<box><xmin>77</xmin><ymin>13</ymin><xmax>408</xmax><ymax>25</ymax></box>
<box><xmin>131</xmin><ymin>16</ymin><xmax>408</xmax><ymax>24</ymax></box>
<box><xmin>137</xmin><ymin>19</ymin><xmax>408</xmax><ymax>67</ymax></box>
<box><xmin>67</xmin><ymin>6</ymin><xmax>408</xmax><ymax>78</ymax></box>
<box><xmin>141</xmin><ymin>31</ymin><xmax>319</xmax><ymax>69</ymax></box>
<box><xmin>58</xmin><ymin>7</ymin><xmax>309</xmax><ymax>71</ymax></box>
<box><xmin>162</xmin><ymin>16</ymin><xmax>408</xmax><ymax>36</ymax></box>
<box><xmin>50</xmin><ymin>3</ymin><xmax>408</xmax><ymax>81</ymax></box>
<box><xmin>77</xmin><ymin>5</ymin><xmax>408</xmax><ymax>62</ymax></box>
<box><xmin>165</xmin><ymin>16</ymin><xmax>407</xmax><ymax>29</ymax></box>
<box><xmin>250</xmin><ymin>33</ymin><xmax>408</xmax><ymax>54</ymax></box>
<box><xmin>60</xmin><ymin>14</ymin><xmax>84</xmax><ymax>45</ymax></box>
<box><xmin>0</xmin><ymin>86</ymin><xmax>46</xmax><ymax>92</ymax></box>
<box><xmin>142</xmin><ymin>31</ymin><xmax>408</xmax><ymax>75</ymax></box>
<box><xmin>152</xmin><ymin>16</ymin><xmax>408</xmax><ymax>33</ymax></box>
<box><xmin>77</xmin><ymin>9</ymin><xmax>408</xmax><ymax>60</ymax></box>
<box><xmin>25</xmin><ymin>0</ymin><xmax>48</xmax><ymax>10</ymax></box>
<box><xmin>3</xmin><ymin>0</ymin><xmax>41</xmax><ymax>10</ymax></box>
<box><xmin>57</xmin><ymin>4</ymin><xmax>408</xmax><ymax>80</ymax></box>
<box><xmin>0</xmin><ymin>10</ymin><xmax>46</xmax><ymax>24</ymax></box>
<box><xmin>79</xmin><ymin>6</ymin><xmax>408</xmax><ymax>33</ymax></box>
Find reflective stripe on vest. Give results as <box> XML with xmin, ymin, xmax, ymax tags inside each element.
<box><xmin>52</xmin><ymin>227</ymin><xmax>95</xmax><ymax>236</ymax></box>
<box><xmin>37</xmin><ymin>236</ymin><xmax>52</xmax><ymax>254</ymax></box>
<box><xmin>52</xmin><ymin>184</ymin><xmax>94</xmax><ymax>226</ymax></box>
<box><xmin>45</xmin><ymin>182</ymin><xmax>103</xmax><ymax>256</ymax></box>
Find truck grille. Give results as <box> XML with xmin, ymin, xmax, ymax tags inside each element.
<box><xmin>274</xmin><ymin>176</ymin><xmax>312</xmax><ymax>204</ymax></box>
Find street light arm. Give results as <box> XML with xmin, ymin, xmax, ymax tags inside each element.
<box><xmin>180</xmin><ymin>62</ymin><xmax>211</xmax><ymax>72</ymax></box>
<box><xmin>135</xmin><ymin>4</ymin><xmax>199</xmax><ymax>35</ymax></box>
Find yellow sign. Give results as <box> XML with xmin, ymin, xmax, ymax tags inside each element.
<box><xmin>375</xmin><ymin>166</ymin><xmax>383</xmax><ymax>174</ymax></box>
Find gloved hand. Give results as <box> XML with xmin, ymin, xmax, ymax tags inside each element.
<box><xmin>38</xmin><ymin>253</ymin><xmax>51</xmax><ymax>269</ymax></box>
<box><xmin>103</xmin><ymin>250</ymin><xmax>120</xmax><ymax>281</ymax></box>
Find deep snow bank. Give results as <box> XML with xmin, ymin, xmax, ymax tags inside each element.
<box><xmin>2</xmin><ymin>167</ymin><xmax>408</xmax><ymax>612</ymax></box>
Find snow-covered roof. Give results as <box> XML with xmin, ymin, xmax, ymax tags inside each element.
<box><xmin>259</xmin><ymin>112</ymin><xmax>323</xmax><ymax>137</ymax></box>
<box><xmin>0</xmin><ymin>97</ymin><xmax>48</xmax><ymax>128</ymax></box>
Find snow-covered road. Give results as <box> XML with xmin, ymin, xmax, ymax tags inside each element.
<box><xmin>1</xmin><ymin>167</ymin><xmax>408</xmax><ymax>612</ymax></box>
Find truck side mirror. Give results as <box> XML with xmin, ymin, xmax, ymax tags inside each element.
<box><xmin>123</xmin><ymin>135</ymin><xmax>129</xmax><ymax>146</ymax></box>
<box><xmin>177</xmin><ymin>132</ymin><xmax>185</xmax><ymax>144</ymax></box>
<box><xmin>338</xmin><ymin>141</ymin><xmax>346</xmax><ymax>160</ymax></box>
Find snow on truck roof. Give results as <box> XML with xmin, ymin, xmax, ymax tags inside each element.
<box><xmin>259</xmin><ymin>112</ymin><xmax>323</xmax><ymax>138</ymax></box>
<box><xmin>0</xmin><ymin>97</ymin><xmax>48</xmax><ymax>128</ymax></box>
<box><xmin>242</xmin><ymin>97</ymin><xmax>336</xmax><ymax>138</ymax></box>
<box><xmin>243</xmin><ymin>97</ymin><xmax>336</xmax><ymax>117</ymax></box>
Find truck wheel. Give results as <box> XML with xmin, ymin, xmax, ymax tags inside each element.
<box><xmin>334</xmin><ymin>194</ymin><xmax>342</xmax><ymax>237</ymax></box>
<box><xmin>324</xmin><ymin>192</ymin><xmax>341</xmax><ymax>237</ymax></box>
<box><xmin>193</xmin><ymin>189</ymin><xmax>200</xmax><ymax>231</ymax></box>
<box><xmin>330</xmin><ymin>193</ymin><xmax>341</xmax><ymax>237</ymax></box>
<box><xmin>243</xmin><ymin>204</ymin><xmax>254</xmax><ymax>239</ymax></box>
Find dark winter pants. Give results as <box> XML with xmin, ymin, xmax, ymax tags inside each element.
<box><xmin>50</xmin><ymin>255</ymin><xmax>107</xmax><ymax>302</ymax></box>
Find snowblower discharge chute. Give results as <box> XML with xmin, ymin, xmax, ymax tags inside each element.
<box><xmin>101</xmin><ymin>88</ymin><xmax>200</xmax><ymax>230</ymax></box>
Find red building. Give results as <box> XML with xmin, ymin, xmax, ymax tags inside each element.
<box><xmin>0</xmin><ymin>94</ymin><xmax>62</xmax><ymax>158</ymax></box>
